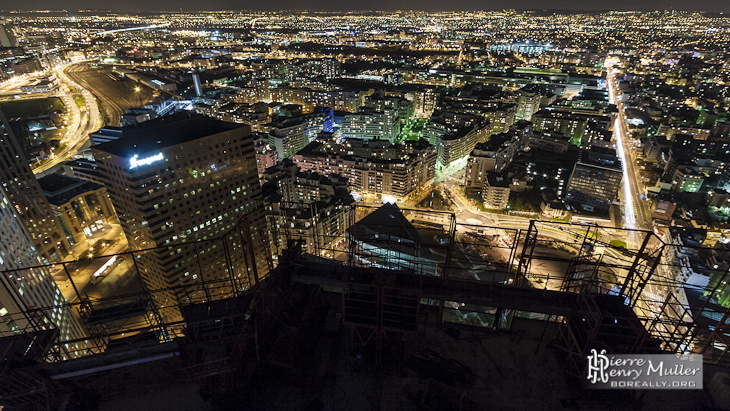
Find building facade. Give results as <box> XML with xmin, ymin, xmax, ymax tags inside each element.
<box><xmin>0</xmin><ymin>109</ymin><xmax>71</xmax><ymax>263</ymax></box>
<box><xmin>483</xmin><ymin>172</ymin><xmax>511</xmax><ymax>210</ymax></box>
<box><xmin>92</xmin><ymin>114</ymin><xmax>269</xmax><ymax>320</ymax></box>
<box><xmin>294</xmin><ymin>136</ymin><xmax>436</xmax><ymax>203</ymax></box>
<box><xmin>0</xmin><ymin>187</ymin><xmax>85</xmax><ymax>346</ymax></box>
<box><xmin>38</xmin><ymin>174</ymin><xmax>117</xmax><ymax>242</ymax></box>
<box><xmin>262</xmin><ymin>160</ymin><xmax>353</xmax><ymax>255</ymax></box>
<box><xmin>564</xmin><ymin>146</ymin><xmax>623</xmax><ymax>212</ymax></box>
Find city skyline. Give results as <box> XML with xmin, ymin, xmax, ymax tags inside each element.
<box><xmin>3</xmin><ymin>3</ymin><xmax>730</xmax><ymax>12</ymax></box>
<box><xmin>0</xmin><ymin>7</ymin><xmax>730</xmax><ymax>410</ymax></box>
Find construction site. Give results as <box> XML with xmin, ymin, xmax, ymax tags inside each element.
<box><xmin>1</xmin><ymin>202</ymin><xmax>730</xmax><ymax>411</ymax></box>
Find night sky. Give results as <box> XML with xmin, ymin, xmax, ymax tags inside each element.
<box><xmin>7</xmin><ymin>0</ymin><xmax>730</xmax><ymax>12</ymax></box>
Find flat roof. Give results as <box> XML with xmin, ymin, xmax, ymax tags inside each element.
<box><xmin>38</xmin><ymin>174</ymin><xmax>103</xmax><ymax>206</ymax></box>
<box><xmin>93</xmin><ymin>113</ymin><xmax>247</xmax><ymax>158</ymax></box>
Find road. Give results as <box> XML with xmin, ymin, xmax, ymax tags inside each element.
<box><xmin>605</xmin><ymin>59</ymin><xmax>653</xmax><ymax>235</ymax></box>
<box><xmin>604</xmin><ymin>58</ymin><xmax>692</xmax><ymax>341</ymax></box>
<box><xmin>31</xmin><ymin>62</ymin><xmax>103</xmax><ymax>175</ymax></box>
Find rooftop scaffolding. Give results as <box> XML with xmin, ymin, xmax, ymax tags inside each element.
<box><xmin>0</xmin><ymin>202</ymin><xmax>728</xmax><ymax>409</ymax></box>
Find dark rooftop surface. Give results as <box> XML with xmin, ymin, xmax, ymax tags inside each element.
<box><xmin>92</xmin><ymin>113</ymin><xmax>247</xmax><ymax>158</ymax></box>
<box><xmin>579</xmin><ymin>145</ymin><xmax>621</xmax><ymax>170</ymax></box>
<box><xmin>38</xmin><ymin>174</ymin><xmax>103</xmax><ymax>206</ymax></box>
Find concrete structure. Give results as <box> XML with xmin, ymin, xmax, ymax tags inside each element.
<box><xmin>0</xmin><ymin>20</ymin><xmax>18</xmax><ymax>48</ymax></box>
<box><xmin>564</xmin><ymin>146</ymin><xmax>623</xmax><ymax>213</ymax></box>
<box><xmin>432</xmin><ymin>126</ymin><xmax>487</xmax><ymax>179</ymax></box>
<box><xmin>531</xmin><ymin>109</ymin><xmax>610</xmax><ymax>146</ymax></box>
<box><xmin>405</xmin><ymin>88</ymin><xmax>438</xmax><ymax>118</ymax></box>
<box><xmin>653</xmin><ymin>200</ymin><xmax>677</xmax><ymax>223</ymax></box>
<box><xmin>707</xmin><ymin>189</ymin><xmax>730</xmax><ymax>211</ymax></box>
<box><xmin>253</xmin><ymin>133</ymin><xmax>280</xmax><ymax>179</ymax></box>
<box><xmin>294</xmin><ymin>136</ymin><xmax>436</xmax><ymax>203</ymax></box>
<box><xmin>269</xmin><ymin>109</ymin><xmax>332</xmax><ymax>160</ymax></box>
<box><xmin>525</xmin><ymin>131</ymin><xmax>571</xmax><ymax>154</ymax></box>
<box><xmin>62</xmin><ymin>158</ymin><xmax>105</xmax><ymax>186</ymax></box>
<box><xmin>92</xmin><ymin>114</ymin><xmax>268</xmax><ymax>318</ymax></box>
<box><xmin>672</xmin><ymin>167</ymin><xmax>704</xmax><ymax>193</ymax></box>
<box><xmin>262</xmin><ymin>159</ymin><xmax>353</xmax><ymax>255</ymax></box>
<box><xmin>38</xmin><ymin>174</ymin><xmax>117</xmax><ymax>242</ymax></box>
<box><xmin>10</xmin><ymin>57</ymin><xmax>42</xmax><ymax>75</ymax></box>
<box><xmin>340</xmin><ymin>108</ymin><xmax>400</xmax><ymax>143</ymax></box>
<box><xmin>364</xmin><ymin>93</ymin><xmax>414</xmax><ymax>124</ymax></box>
<box><xmin>541</xmin><ymin>201</ymin><xmax>569</xmax><ymax>219</ymax></box>
<box><xmin>656</xmin><ymin>125</ymin><xmax>711</xmax><ymax>141</ymax></box>
<box><xmin>465</xmin><ymin>133</ymin><xmax>519</xmax><ymax>187</ymax></box>
<box><xmin>90</xmin><ymin>127</ymin><xmax>124</xmax><ymax>146</ymax></box>
<box><xmin>120</xmin><ymin>108</ymin><xmax>157</xmax><ymax>127</ymax></box>
<box><xmin>483</xmin><ymin>172</ymin><xmax>511</xmax><ymax>210</ymax></box>
<box><xmin>515</xmin><ymin>88</ymin><xmax>542</xmax><ymax>121</ymax></box>
<box><xmin>0</xmin><ymin>109</ymin><xmax>71</xmax><ymax>263</ymax></box>
<box><xmin>0</xmin><ymin>187</ymin><xmax>84</xmax><ymax>343</ymax></box>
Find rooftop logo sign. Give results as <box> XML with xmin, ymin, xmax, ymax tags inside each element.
<box><xmin>130</xmin><ymin>153</ymin><xmax>163</xmax><ymax>169</ymax></box>
<box><xmin>586</xmin><ymin>349</ymin><xmax>702</xmax><ymax>389</ymax></box>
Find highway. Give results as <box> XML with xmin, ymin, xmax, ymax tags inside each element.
<box><xmin>32</xmin><ymin>61</ymin><xmax>154</xmax><ymax>174</ymax></box>
<box><xmin>30</xmin><ymin>63</ymin><xmax>103</xmax><ymax>175</ymax></box>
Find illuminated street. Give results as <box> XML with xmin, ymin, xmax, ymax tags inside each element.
<box><xmin>0</xmin><ymin>8</ymin><xmax>728</xmax><ymax>411</ymax></box>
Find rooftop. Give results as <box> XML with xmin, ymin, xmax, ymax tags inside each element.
<box><xmin>93</xmin><ymin>113</ymin><xmax>247</xmax><ymax>158</ymax></box>
<box><xmin>38</xmin><ymin>174</ymin><xmax>103</xmax><ymax>206</ymax></box>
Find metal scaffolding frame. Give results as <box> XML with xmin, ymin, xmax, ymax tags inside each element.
<box><xmin>2</xmin><ymin>202</ymin><xmax>730</xmax><ymax>408</ymax></box>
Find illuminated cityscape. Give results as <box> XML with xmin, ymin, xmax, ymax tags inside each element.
<box><xmin>0</xmin><ymin>6</ymin><xmax>730</xmax><ymax>410</ymax></box>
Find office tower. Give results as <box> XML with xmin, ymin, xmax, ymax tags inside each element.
<box><xmin>0</xmin><ymin>20</ymin><xmax>18</xmax><ymax>48</ymax></box>
<box><xmin>0</xmin><ymin>187</ymin><xmax>85</xmax><ymax>344</ymax></box>
<box><xmin>91</xmin><ymin>114</ymin><xmax>268</xmax><ymax>318</ymax></box>
<box><xmin>565</xmin><ymin>146</ymin><xmax>623</xmax><ymax>212</ymax></box>
<box><xmin>0</xmin><ymin>109</ymin><xmax>71</xmax><ymax>263</ymax></box>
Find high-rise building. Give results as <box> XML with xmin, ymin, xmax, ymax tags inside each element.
<box><xmin>0</xmin><ymin>186</ymin><xmax>85</xmax><ymax>345</ymax></box>
<box><xmin>91</xmin><ymin>114</ymin><xmax>268</xmax><ymax>319</ymax></box>
<box><xmin>565</xmin><ymin>146</ymin><xmax>623</xmax><ymax>212</ymax></box>
<box><xmin>0</xmin><ymin>109</ymin><xmax>71</xmax><ymax>263</ymax></box>
<box><xmin>0</xmin><ymin>20</ymin><xmax>18</xmax><ymax>48</ymax></box>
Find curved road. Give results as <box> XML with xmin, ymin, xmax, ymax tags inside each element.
<box><xmin>32</xmin><ymin>62</ymin><xmax>102</xmax><ymax>175</ymax></box>
<box><xmin>65</xmin><ymin>62</ymin><xmax>153</xmax><ymax>127</ymax></box>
